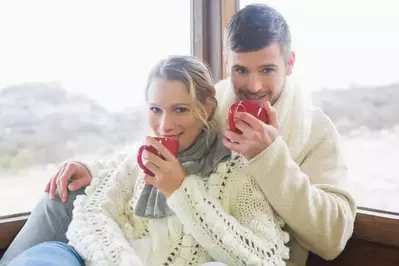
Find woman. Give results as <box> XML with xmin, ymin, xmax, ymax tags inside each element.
<box><xmin>7</xmin><ymin>56</ymin><xmax>289</xmax><ymax>266</ymax></box>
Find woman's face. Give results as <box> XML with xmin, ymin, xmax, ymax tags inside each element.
<box><xmin>147</xmin><ymin>78</ymin><xmax>206</xmax><ymax>151</ymax></box>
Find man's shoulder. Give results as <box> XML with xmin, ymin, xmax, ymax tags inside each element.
<box><xmin>214</xmin><ymin>78</ymin><xmax>231</xmax><ymax>99</ymax></box>
<box><xmin>301</xmin><ymin>107</ymin><xmax>343</xmax><ymax>159</ymax></box>
<box><xmin>214</xmin><ymin>78</ymin><xmax>230</xmax><ymax>88</ymax></box>
<box><xmin>309</xmin><ymin>107</ymin><xmax>340</xmax><ymax>140</ymax></box>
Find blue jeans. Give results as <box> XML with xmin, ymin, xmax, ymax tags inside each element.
<box><xmin>0</xmin><ymin>188</ymin><xmax>85</xmax><ymax>265</ymax></box>
<box><xmin>6</xmin><ymin>241</ymin><xmax>227</xmax><ymax>266</ymax></box>
<box><xmin>7</xmin><ymin>241</ymin><xmax>84</xmax><ymax>266</ymax></box>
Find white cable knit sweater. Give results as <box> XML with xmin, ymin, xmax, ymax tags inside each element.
<box><xmin>66</xmin><ymin>152</ymin><xmax>290</xmax><ymax>266</ymax></box>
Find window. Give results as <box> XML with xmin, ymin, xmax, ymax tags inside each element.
<box><xmin>240</xmin><ymin>0</ymin><xmax>399</xmax><ymax>213</ymax></box>
<box><xmin>0</xmin><ymin>0</ymin><xmax>191</xmax><ymax>216</ymax></box>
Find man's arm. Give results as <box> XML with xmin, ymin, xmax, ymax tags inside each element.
<box><xmin>78</xmin><ymin>152</ymin><xmax>130</xmax><ymax>182</ymax></box>
<box><xmin>78</xmin><ymin>142</ymin><xmax>144</xmax><ymax>185</ymax></box>
<box><xmin>246</xmin><ymin>112</ymin><xmax>356</xmax><ymax>260</ymax></box>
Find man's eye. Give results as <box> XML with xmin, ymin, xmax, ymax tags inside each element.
<box><xmin>235</xmin><ymin>67</ymin><xmax>248</xmax><ymax>74</ymax></box>
<box><xmin>262</xmin><ymin>68</ymin><xmax>274</xmax><ymax>73</ymax></box>
<box><xmin>150</xmin><ymin>107</ymin><xmax>161</xmax><ymax>113</ymax></box>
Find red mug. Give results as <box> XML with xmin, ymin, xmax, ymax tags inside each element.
<box><xmin>228</xmin><ymin>100</ymin><xmax>269</xmax><ymax>134</ymax></box>
<box><xmin>137</xmin><ymin>137</ymin><xmax>179</xmax><ymax>176</ymax></box>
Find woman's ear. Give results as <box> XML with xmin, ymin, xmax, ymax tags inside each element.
<box><xmin>204</xmin><ymin>97</ymin><xmax>216</xmax><ymax>121</ymax></box>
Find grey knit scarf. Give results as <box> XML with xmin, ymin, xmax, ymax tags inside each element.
<box><xmin>134</xmin><ymin>129</ymin><xmax>231</xmax><ymax>218</ymax></box>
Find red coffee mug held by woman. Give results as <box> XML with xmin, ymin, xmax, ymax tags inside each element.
<box><xmin>137</xmin><ymin>137</ymin><xmax>179</xmax><ymax>176</ymax></box>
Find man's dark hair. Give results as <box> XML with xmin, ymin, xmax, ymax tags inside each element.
<box><xmin>225</xmin><ymin>4</ymin><xmax>291</xmax><ymax>59</ymax></box>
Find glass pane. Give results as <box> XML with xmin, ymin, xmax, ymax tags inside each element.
<box><xmin>0</xmin><ymin>0</ymin><xmax>191</xmax><ymax>216</ymax></box>
<box><xmin>240</xmin><ymin>0</ymin><xmax>399</xmax><ymax>213</ymax></box>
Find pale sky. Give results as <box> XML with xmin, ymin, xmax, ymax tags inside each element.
<box><xmin>1</xmin><ymin>0</ymin><xmax>398</xmax><ymax>111</ymax></box>
<box><xmin>241</xmin><ymin>0</ymin><xmax>399</xmax><ymax>90</ymax></box>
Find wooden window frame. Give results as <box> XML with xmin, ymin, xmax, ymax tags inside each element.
<box><xmin>0</xmin><ymin>213</ymin><xmax>30</xmax><ymax>256</ymax></box>
<box><xmin>308</xmin><ymin>208</ymin><xmax>399</xmax><ymax>265</ymax></box>
<box><xmin>191</xmin><ymin>0</ymin><xmax>239</xmax><ymax>82</ymax></box>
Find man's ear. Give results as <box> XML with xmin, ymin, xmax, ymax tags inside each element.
<box><xmin>223</xmin><ymin>52</ymin><xmax>229</xmax><ymax>77</ymax></box>
<box><xmin>223</xmin><ymin>41</ymin><xmax>232</xmax><ymax>77</ymax></box>
<box><xmin>286</xmin><ymin>51</ymin><xmax>295</xmax><ymax>76</ymax></box>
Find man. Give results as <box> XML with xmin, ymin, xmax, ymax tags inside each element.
<box><xmin>1</xmin><ymin>4</ymin><xmax>356</xmax><ymax>266</ymax></box>
<box><xmin>215</xmin><ymin>4</ymin><xmax>356</xmax><ymax>266</ymax></box>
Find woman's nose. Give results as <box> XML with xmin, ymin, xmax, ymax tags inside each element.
<box><xmin>159</xmin><ymin>114</ymin><xmax>175</xmax><ymax>133</ymax></box>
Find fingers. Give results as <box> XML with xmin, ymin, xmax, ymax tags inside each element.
<box><xmin>49</xmin><ymin>165</ymin><xmax>63</xmax><ymax>190</ymax></box>
<box><xmin>68</xmin><ymin>178</ymin><xmax>85</xmax><ymax>191</ymax></box>
<box><xmin>264</xmin><ymin>124</ymin><xmax>279</xmax><ymax>141</ymax></box>
<box><xmin>263</xmin><ymin>101</ymin><xmax>279</xmax><ymax>129</ymax></box>
<box><xmin>223</xmin><ymin>126</ymin><xmax>274</xmax><ymax>157</ymax></box>
<box><xmin>144</xmin><ymin>174</ymin><xmax>157</xmax><ymax>186</ymax></box>
<box><xmin>234</xmin><ymin>112</ymin><xmax>265</xmax><ymax>132</ymax></box>
<box><xmin>47</xmin><ymin>162</ymin><xmax>80</xmax><ymax>202</ymax></box>
<box><xmin>57</xmin><ymin>165</ymin><xmax>69</xmax><ymax>202</ymax></box>
<box><xmin>48</xmin><ymin>165</ymin><xmax>63</xmax><ymax>200</ymax></box>
<box><xmin>142</xmin><ymin>160</ymin><xmax>161</xmax><ymax>177</ymax></box>
<box><xmin>233</xmin><ymin>120</ymin><xmax>253</xmax><ymax>136</ymax></box>
<box><xmin>147</xmin><ymin>137</ymin><xmax>176</xmax><ymax>162</ymax></box>
<box><xmin>73</xmin><ymin>163</ymin><xmax>92</xmax><ymax>188</ymax></box>
<box><xmin>222</xmin><ymin>137</ymin><xmax>245</xmax><ymax>154</ymax></box>
<box><xmin>58</xmin><ymin>163</ymin><xmax>79</xmax><ymax>202</ymax></box>
<box><xmin>44</xmin><ymin>181</ymin><xmax>50</xmax><ymax>193</ymax></box>
<box><xmin>223</xmin><ymin>130</ymin><xmax>245</xmax><ymax>144</ymax></box>
<box><xmin>142</xmin><ymin>149</ymin><xmax>166</xmax><ymax>169</ymax></box>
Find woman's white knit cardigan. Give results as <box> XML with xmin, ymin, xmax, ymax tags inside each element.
<box><xmin>66</xmin><ymin>151</ymin><xmax>290</xmax><ymax>266</ymax></box>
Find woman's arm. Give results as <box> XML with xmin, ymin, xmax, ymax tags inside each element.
<box><xmin>66</xmin><ymin>154</ymin><xmax>144</xmax><ymax>266</ymax></box>
<box><xmin>166</xmin><ymin>169</ymin><xmax>290</xmax><ymax>266</ymax></box>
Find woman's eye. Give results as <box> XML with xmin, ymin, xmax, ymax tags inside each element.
<box><xmin>150</xmin><ymin>107</ymin><xmax>161</xmax><ymax>113</ymax></box>
<box><xmin>176</xmin><ymin>107</ymin><xmax>188</xmax><ymax>113</ymax></box>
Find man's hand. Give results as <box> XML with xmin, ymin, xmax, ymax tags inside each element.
<box><xmin>223</xmin><ymin>101</ymin><xmax>280</xmax><ymax>160</ymax></box>
<box><xmin>44</xmin><ymin>161</ymin><xmax>92</xmax><ymax>202</ymax></box>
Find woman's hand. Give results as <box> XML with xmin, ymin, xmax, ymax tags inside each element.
<box><xmin>140</xmin><ymin>136</ymin><xmax>186</xmax><ymax>197</ymax></box>
<box><xmin>44</xmin><ymin>161</ymin><xmax>92</xmax><ymax>202</ymax></box>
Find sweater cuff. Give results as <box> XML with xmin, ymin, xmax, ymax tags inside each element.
<box><xmin>166</xmin><ymin>175</ymin><xmax>194</xmax><ymax>212</ymax></box>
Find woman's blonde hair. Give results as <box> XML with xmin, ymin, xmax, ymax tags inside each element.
<box><xmin>145</xmin><ymin>55</ymin><xmax>218</xmax><ymax>131</ymax></box>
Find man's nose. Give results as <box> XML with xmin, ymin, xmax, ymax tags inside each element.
<box><xmin>247</xmin><ymin>73</ymin><xmax>263</xmax><ymax>93</ymax></box>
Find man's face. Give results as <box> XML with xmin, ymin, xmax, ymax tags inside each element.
<box><xmin>226</xmin><ymin>43</ymin><xmax>295</xmax><ymax>106</ymax></box>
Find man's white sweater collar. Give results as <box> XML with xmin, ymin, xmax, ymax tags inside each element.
<box><xmin>214</xmin><ymin>77</ymin><xmax>314</xmax><ymax>160</ymax></box>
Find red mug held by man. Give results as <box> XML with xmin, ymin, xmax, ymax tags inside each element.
<box><xmin>228</xmin><ymin>100</ymin><xmax>269</xmax><ymax>135</ymax></box>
